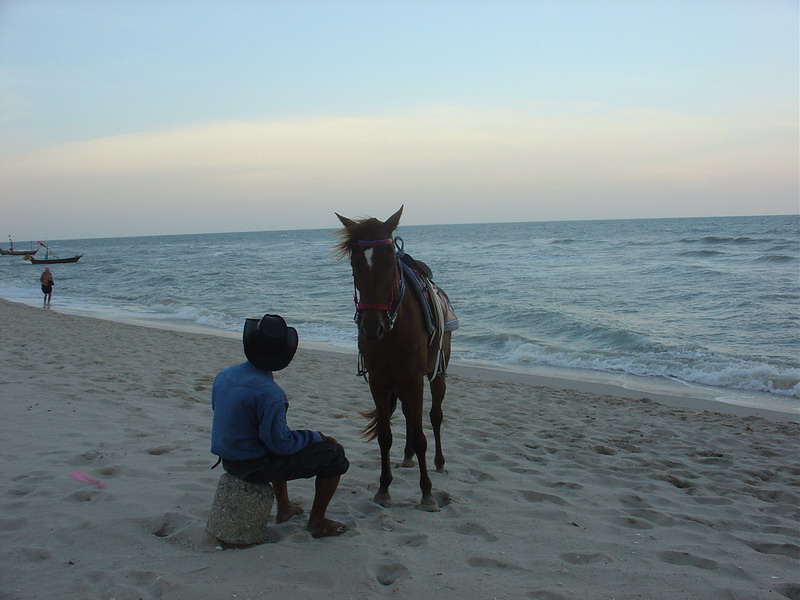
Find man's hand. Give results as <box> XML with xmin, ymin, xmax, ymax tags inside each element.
<box><xmin>319</xmin><ymin>433</ymin><xmax>337</xmax><ymax>444</ymax></box>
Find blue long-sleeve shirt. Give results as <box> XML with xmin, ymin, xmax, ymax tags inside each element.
<box><xmin>210</xmin><ymin>362</ymin><xmax>322</xmax><ymax>461</ymax></box>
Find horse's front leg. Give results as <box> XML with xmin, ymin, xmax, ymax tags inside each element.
<box><xmin>370</xmin><ymin>389</ymin><xmax>394</xmax><ymax>507</ymax></box>
<box><xmin>399</xmin><ymin>381</ymin><xmax>438</xmax><ymax>512</ymax></box>
<box><xmin>412</xmin><ymin>416</ymin><xmax>438</xmax><ymax>512</ymax></box>
<box><xmin>374</xmin><ymin>416</ymin><xmax>393</xmax><ymax>507</ymax></box>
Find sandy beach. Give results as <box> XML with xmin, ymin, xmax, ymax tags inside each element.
<box><xmin>1</xmin><ymin>298</ymin><xmax>798</xmax><ymax>600</ymax></box>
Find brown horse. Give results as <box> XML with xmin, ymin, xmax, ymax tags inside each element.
<box><xmin>336</xmin><ymin>206</ymin><xmax>452</xmax><ymax>511</ymax></box>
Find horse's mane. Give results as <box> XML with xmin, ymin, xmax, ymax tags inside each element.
<box><xmin>334</xmin><ymin>217</ymin><xmax>387</xmax><ymax>258</ymax></box>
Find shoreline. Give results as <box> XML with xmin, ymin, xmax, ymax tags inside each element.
<box><xmin>3</xmin><ymin>297</ymin><xmax>796</xmax><ymax>422</ymax></box>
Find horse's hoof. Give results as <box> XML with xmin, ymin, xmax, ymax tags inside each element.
<box><xmin>373</xmin><ymin>491</ymin><xmax>392</xmax><ymax>507</ymax></box>
<box><xmin>419</xmin><ymin>495</ymin><xmax>440</xmax><ymax>512</ymax></box>
<box><xmin>400</xmin><ymin>457</ymin><xmax>415</xmax><ymax>468</ymax></box>
<box><xmin>435</xmin><ymin>465</ymin><xmax>447</xmax><ymax>474</ymax></box>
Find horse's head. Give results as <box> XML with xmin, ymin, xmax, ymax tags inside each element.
<box><xmin>336</xmin><ymin>206</ymin><xmax>404</xmax><ymax>341</ymax></box>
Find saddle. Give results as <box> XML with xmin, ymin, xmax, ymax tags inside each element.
<box><xmin>399</xmin><ymin>252</ymin><xmax>459</xmax><ymax>337</ymax></box>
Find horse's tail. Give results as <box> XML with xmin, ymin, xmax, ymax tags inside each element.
<box><xmin>359</xmin><ymin>408</ymin><xmax>380</xmax><ymax>441</ymax></box>
<box><xmin>360</xmin><ymin>395</ymin><xmax>396</xmax><ymax>441</ymax></box>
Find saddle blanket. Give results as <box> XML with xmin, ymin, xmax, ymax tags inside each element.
<box><xmin>400</xmin><ymin>259</ymin><xmax>459</xmax><ymax>336</ymax></box>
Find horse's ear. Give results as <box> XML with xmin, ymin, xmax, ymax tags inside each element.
<box><xmin>384</xmin><ymin>205</ymin><xmax>403</xmax><ymax>233</ymax></box>
<box><xmin>335</xmin><ymin>213</ymin><xmax>356</xmax><ymax>228</ymax></box>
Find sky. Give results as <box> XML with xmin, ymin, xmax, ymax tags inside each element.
<box><xmin>0</xmin><ymin>0</ymin><xmax>797</xmax><ymax>240</ymax></box>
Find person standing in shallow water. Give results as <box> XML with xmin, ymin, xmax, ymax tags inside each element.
<box><xmin>40</xmin><ymin>268</ymin><xmax>54</xmax><ymax>305</ymax></box>
<box><xmin>210</xmin><ymin>314</ymin><xmax>350</xmax><ymax>538</ymax></box>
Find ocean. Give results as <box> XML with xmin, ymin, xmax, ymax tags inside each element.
<box><xmin>1</xmin><ymin>214</ymin><xmax>798</xmax><ymax>413</ymax></box>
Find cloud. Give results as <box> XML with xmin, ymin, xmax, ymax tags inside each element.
<box><xmin>1</xmin><ymin>105</ymin><xmax>796</xmax><ymax>238</ymax></box>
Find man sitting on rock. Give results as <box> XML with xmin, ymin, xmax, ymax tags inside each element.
<box><xmin>211</xmin><ymin>314</ymin><xmax>349</xmax><ymax>538</ymax></box>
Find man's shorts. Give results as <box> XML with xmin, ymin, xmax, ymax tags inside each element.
<box><xmin>222</xmin><ymin>442</ymin><xmax>349</xmax><ymax>484</ymax></box>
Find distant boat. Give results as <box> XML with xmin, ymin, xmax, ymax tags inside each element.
<box><xmin>0</xmin><ymin>237</ymin><xmax>38</xmax><ymax>256</ymax></box>
<box><xmin>23</xmin><ymin>254</ymin><xmax>82</xmax><ymax>264</ymax></box>
<box><xmin>0</xmin><ymin>247</ymin><xmax>38</xmax><ymax>256</ymax></box>
<box><xmin>22</xmin><ymin>241</ymin><xmax>82</xmax><ymax>264</ymax></box>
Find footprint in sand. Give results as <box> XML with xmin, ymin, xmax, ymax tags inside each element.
<box><xmin>610</xmin><ymin>516</ymin><xmax>654</xmax><ymax>530</ymax></box>
<box><xmin>146</xmin><ymin>511</ymin><xmax>193</xmax><ymax>538</ymax></box>
<box><xmin>548</xmin><ymin>481</ymin><xmax>583</xmax><ymax>490</ymax></box>
<box><xmin>624</xmin><ymin>508</ymin><xmax>678</xmax><ymax>526</ymax></box>
<box><xmin>6</xmin><ymin>483</ymin><xmax>37</xmax><ymax>497</ymax></box>
<box><xmin>478</xmin><ymin>451</ymin><xmax>502</xmax><ymax>462</ymax></box>
<box><xmin>467</xmin><ymin>468</ymin><xmax>497</xmax><ymax>482</ymax></box>
<box><xmin>617</xmin><ymin>493</ymin><xmax>651</xmax><ymax>508</ymax></box>
<box><xmin>13</xmin><ymin>547</ymin><xmax>51</xmax><ymax>562</ymax></box>
<box><xmin>68</xmin><ymin>450</ymin><xmax>107</xmax><ymax>466</ymax></box>
<box><xmin>97</xmin><ymin>465</ymin><xmax>121</xmax><ymax>477</ymax></box>
<box><xmin>433</xmin><ymin>491</ymin><xmax>455</xmax><ymax>507</ymax></box>
<box><xmin>400</xmin><ymin>533</ymin><xmax>428</xmax><ymax>547</ymax></box>
<box><xmin>655</xmin><ymin>473</ymin><xmax>695</xmax><ymax>490</ymax></box>
<box><xmin>466</xmin><ymin>556</ymin><xmax>527</xmax><ymax>571</ymax></box>
<box><xmin>110</xmin><ymin>569</ymin><xmax>171</xmax><ymax>598</ymax></box>
<box><xmin>527</xmin><ymin>590</ymin><xmax>573</xmax><ymax>600</ymax></box>
<box><xmin>454</xmin><ymin>522</ymin><xmax>498</xmax><ymax>542</ymax></box>
<box><xmin>65</xmin><ymin>490</ymin><xmax>101</xmax><ymax>502</ymax></box>
<box><xmin>146</xmin><ymin>446</ymin><xmax>175</xmax><ymax>455</ymax></box>
<box><xmin>374</xmin><ymin>561</ymin><xmax>409</xmax><ymax>586</ymax></box>
<box><xmin>689</xmin><ymin>495</ymin><xmax>734</xmax><ymax>505</ymax></box>
<box><xmin>774</xmin><ymin>582</ymin><xmax>800</xmax><ymax>600</ymax></box>
<box><xmin>124</xmin><ymin>428</ymin><xmax>151</xmax><ymax>438</ymax></box>
<box><xmin>0</xmin><ymin>517</ymin><xmax>28</xmax><ymax>532</ymax></box>
<box><xmin>738</xmin><ymin>539</ymin><xmax>800</xmax><ymax>558</ymax></box>
<box><xmin>559</xmin><ymin>552</ymin><xmax>612</xmax><ymax>565</ymax></box>
<box><xmin>516</xmin><ymin>489</ymin><xmax>567</xmax><ymax>505</ymax></box>
<box><xmin>657</xmin><ymin>550</ymin><xmax>718</xmax><ymax>570</ymax></box>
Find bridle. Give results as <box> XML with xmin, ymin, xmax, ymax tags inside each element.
<box><xmin>351</xmin><ymin>237</ymin><xmax>406</xmax><ymax>330</ymax></box>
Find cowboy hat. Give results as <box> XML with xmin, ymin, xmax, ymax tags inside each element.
<box><xmin>242</xmin><ymin>314</ymin><xmax>298</xmax><ymax>372</ymax></box>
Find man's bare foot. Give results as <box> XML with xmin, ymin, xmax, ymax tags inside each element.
<box><xmin>307</xmin><ymin>518</ymin><xmax>348</xmax><ymax>538</ymax></box>
<box><xmin>276</xmin><ymin>504</ymin><xmax>304</xmax><ymax>524</ymax></box>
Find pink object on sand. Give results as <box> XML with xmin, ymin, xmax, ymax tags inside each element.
<box><xmin>70</xmin><ymin>471</ymin><xmax>107</xmax><ymax>489</ymax></box>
